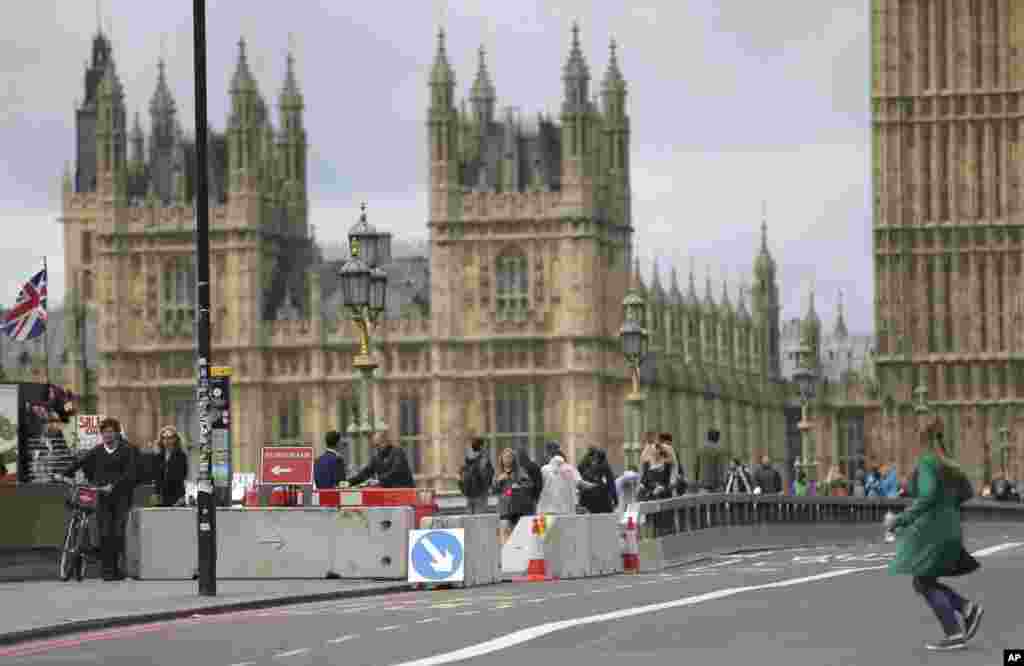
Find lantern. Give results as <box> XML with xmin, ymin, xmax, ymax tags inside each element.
<box><xmin>369</xmin><ymin>267</ymin><xmax>388</xmax><ymax>314</ymax></box>
<box><xmin>338</xmin><ymin>257</ymin><xmax>371</xmax><ymax>309</ymax></box>
<box><xmin>619</xmin><ymin>319</ymin><xmax>648</xmax><ymax>365</ymax></box>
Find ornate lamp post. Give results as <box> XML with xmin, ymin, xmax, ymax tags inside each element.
<box><xmin>338</xmin><ymin>203</ymin><xmax>392</xmax><ymax>466</ymax></box>
<box><xmin>619</xmin><ymin>288</ymin><xmax>649</xmax><ymax>470</ymax></box>
<box><xmin>792</xmin><ymin>344</ymin><xmax>818</xmax><ymax>490</ymax></box>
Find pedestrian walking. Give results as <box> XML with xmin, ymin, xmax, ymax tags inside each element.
<box><xmin>577</xmin><ymin>446</ymin><xmax>617</xmax><ymax>514</ymax></box>
<box><xmin>348</xmin><ymin>432</ymin><xmax>415</xmax><ymax>488</ymax></box>
<box><xmin>886</xmin><ymin>416</ymin><xmax>983</xmax><ymax>651</ymax></box>
<box><xmin>152</xmin><ymin>425</ymin><xmax>189</xmax><ymax>506</ymax></box>
<box><xmin>754</xmin><ymin>455</ymin><xmax>783</xmax><ymax>494</ymax></box>
<box><xmin>460</xmin><ymin>437</ymin><xmax>494</xmax><ymax>514</ymax></box>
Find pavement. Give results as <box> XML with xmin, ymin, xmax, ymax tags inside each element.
<box><xmin>1</xmin><ymin>524</ymin><xmax>1022</xmax><ymax>666</ymax></box>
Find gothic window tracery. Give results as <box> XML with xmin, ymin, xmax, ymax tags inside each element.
<box><xmin>496</xmin><ymin>248</ymin><xmax>528</xmax><ymax>321</ymax></box>
<box><xmin>161</xmin><ymin>257</ymin><xmax>195</xmax><ymax>335</ymax></box>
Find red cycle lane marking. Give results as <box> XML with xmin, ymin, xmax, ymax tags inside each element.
<box><xmin>0</xmin><ymin>589</ymin><xmax>426</xmax><ymax>659</ymax></box>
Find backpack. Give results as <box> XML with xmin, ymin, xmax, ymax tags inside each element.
<box><xmin>460</xmin><ymin>457</ymin><xmax>489</xmax><ymax>498</ymax></box>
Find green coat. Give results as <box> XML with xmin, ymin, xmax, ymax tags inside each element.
<box><xmin>887</xmin><ymin>452</ymin><xmax>963</xmax><ymax>578</ymax></box>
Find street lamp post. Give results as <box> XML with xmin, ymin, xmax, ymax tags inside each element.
<box><xmin>619</xmin><ymin>288</ymin><xmax>649</xmax><ymax>471</ymax></box>
<box><xmin>792</xmin><ymin>344</ymin><xmax>818</xmax><ymax>491</ymax></box>
<box><xmin>338</xmin><ymin>204</ymin><xmax>391</xmax><ymax>467</ymax></box>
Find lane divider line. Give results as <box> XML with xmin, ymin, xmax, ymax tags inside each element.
<box><xmin>382</xmin><ymin>542</ymin><xmax>1023</xmax><ymax>666</ymax></box>
<box><xmin>327</xmin><ymin>635</ymin><xmax>358</xmax><ymax>644</ymax></box>
<box><xmin>376</xmin><ymin>626</ymin><xmax>402</xmax><ymax>632</ymax></box>
<box><xmin>273</xmin><ymin>648</ymin><xmax>311</xmax><ymax>659</ymax></box>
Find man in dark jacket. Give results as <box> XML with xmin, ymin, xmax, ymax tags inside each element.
<box><xmin>754</xmin><ymin>455</ymin><xmax>783</xmax><ymax>494</ymax></box>
<box><xmin>348</xmin><ymin>432</ymin><xmax>414</xmax><ymax>488</ymax></box>
<box><xmin>517</xmin><ymin>449</ymin><xmax>543</xmax><ymax>504</ymax></box>
<box><xmin>61</xmin><ymin>417</ymin><xmax>136</xmax><ymax>580</ymax></box>
<box><xmin>460</xmin><ymin>437</ymin><xmax>494</xmax><ymax>514</ymax></box>
<box><xmin>315</xmin><ymin>430</ymin><xmax>348</xmax><ymax>489</ymax></box>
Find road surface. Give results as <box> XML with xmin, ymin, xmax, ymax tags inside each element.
<box><xmin>3</xmin><ymin>527</ymin><xmax>1022</xmax><ymax>666</ymax></box>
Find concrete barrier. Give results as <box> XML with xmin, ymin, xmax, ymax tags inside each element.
<box><xmin>330</xmin><ymin>506</ymin><xmax>414</xmax><ymax>579</ymax></box>
<box><xmin>124</xmin><ymin>506</ymin><xmax>413</xmax><ymax>580</ymax></box>
<box><xmin>588</xmin><ymin>513</ymin><xmax>623</xmax><ymax>576</ymax></box>
<box><xmin>500</xmin><ymin>514</ymin><xmax>594</xmax><ymax>579</ymax></box>
<box><xmin>421</xmin><ymin>514</ymin><xmax>501</xmax><ymax>587</ymax></box>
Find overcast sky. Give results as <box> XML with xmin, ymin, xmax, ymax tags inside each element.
<box><xmin>1</xmin><ymin>0</ymin><xmax>871</xmax><ymax>334</ymax></box>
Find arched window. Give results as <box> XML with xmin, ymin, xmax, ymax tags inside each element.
<box><xmin>161</xmin><ymin>257</ymin><xmax>196</xmax><ymax>335</ymax></box>
<box><xmin>496</xmin><ymin>249</ymin><xmax>528</xmax><ymax>321</ymax></box>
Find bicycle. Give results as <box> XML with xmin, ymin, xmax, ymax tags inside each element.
<box><xmin>54</xmin><ymin>476</ymin><xmax>104</xmax><ymax>582</ymax></box>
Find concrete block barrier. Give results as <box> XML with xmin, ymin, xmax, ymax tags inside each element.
<box><xmin>125</xmin><ymin>506</ymin><xmax>413</xmax><ymax>580</ymax></box>
<box><xmin>587</xmin><ymin>513</ymin><xmax>623</xmax><ymax>576</ymax></box>
<box><xmin>330</xmin><ymin>506</ymin><xmax>414</xmax><ymax>579</ymax></box>
<box><xmin>421</xmin><ymin>513</ymin><xmax>501</xmax><ymax>587</ymax></box>
<box><xmin>543</xmin><ymin>514</ymin><xmax>589</xmax><ymax>579</ymax></box>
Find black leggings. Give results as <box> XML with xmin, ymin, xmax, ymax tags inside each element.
<box><xmin>912</xmin><ymin>576</ymin><xmax>967</xmax><ymax>637</ymax></box>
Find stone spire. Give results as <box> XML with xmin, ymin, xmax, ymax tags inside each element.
<box><xmin>470</xmin><ymin>45</ymin><xmax>496</xmax><ymax>124</ymax></box>
<box><xmin>150</xmin><ymin>57</ymin><xmax>175</xmax><ymax>120</ymax></box>
<box><xmin>669</xmin><ymin>266</ymin><xmax>683</xmax><ymax>305</ymax></box>
<box><xmin>230</xmin><ymin>37</ymin><xmax>257</xmax><ymax>94</ymax></box>
<box><xmin>430</xmin><ymin>27</ymin><xmax>454</xmax><ymax>87</ymax></box>
<box><xmin>687</xmin><ymin>258</ymin><xmax>699</xmax><ymax>306</ymax></box>
<box><xmin>737</xmin><ymin>283</ymin><xmax>751</xmax><ymax>320</ymax></box>
<box><xmin>130</xmin><ymin>111</ymin><xmax>145</xmax><ymax>163</ymax></box>
<box><xmin>754</xmin><ymin>200</ymin><xmax>776</xmax><ymax>277</ymax></box>
<box><xmin>651</xmin><ymin>257</ymin><xmax>665</xmax><ymax>301</ymax></box>
<box><xmin>720</xmin><ymin>273</ymin><xmax>732</xmax><ymax>311</ymax></box>
<box><xmin>562</xmin><ymin>21</ymin><xmax>590</xmax><ymax>110</ymax></box>
<box><xmin>602</xmin><ymin>37</ymin><xmax>625</xmax><ymax>90</ymax></box>
<box><xmin>834</xmin><ymin>289</ymin><xmax>849</xmax><ymax>339</ymax></box>
<box><xmin>704</xmin><ymin>265</ymin><xmax>715</xmax><ymax>307</ymax></box>
<box><xmin>280</xmin><ymin>38</ymin><xmax>303</xmax><ymax>108</ymax></box>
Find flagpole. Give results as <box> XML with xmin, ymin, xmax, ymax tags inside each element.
<box><xmin>42</xmin><ymin>257</ymin><xmax>51</xmax><ymax>385</ymax></box>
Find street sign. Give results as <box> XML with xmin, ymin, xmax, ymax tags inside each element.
<box><xmin>259</xmin><ymin>446</ymin><xmax>314</xmax><ymax>485</ymax></box>
<box><xmin>408</xmin><ymin>528</ymin><xmax>465</xmax><ymax>584</ymax></box>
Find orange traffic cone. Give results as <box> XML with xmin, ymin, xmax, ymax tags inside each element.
<box><xmin>525</xmin><ymin>515</ymin><xmax>549</xmax><ymax>582</ymax></box>
<box><xmin>622</xmin><ymin>515</ymin><xmax>640</xmax><ymax>574</ymax></box>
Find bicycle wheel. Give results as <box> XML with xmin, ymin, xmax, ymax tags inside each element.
<box><xmin>59</xmin><ymin>515</ymin><xmax>79</xmax><ymax>582</ymax></box>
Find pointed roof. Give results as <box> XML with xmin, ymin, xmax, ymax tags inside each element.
<box><xmin>632</xmin><ymin>251</ymin><xmax>645</xmax><ymax>292</ymax></box>
<box><xmin>430</xmin><ymin>27</ymin><xmax>454</xmax><ymax>86</ymax></box>
<box><xmin>562</xmin><ymin>21</ymin><xmax>589</xmax><ymax>81</ymax></box>
<box><xmin>470</xmin><ymin>45</ymin><xmax>495</xmax><ymax>102</ymax></box>
<box><xmin>149</xmin><ymin>58</ymin><xmax>176</xmax><ymax>118</ymax></box>
<box><xmin>231</xmin><ymin>37</ymin><xmax>258</xmax><ymax>94</ymax></box>
<box><xmin>801</xmin><ymin>287</ymin><xmax>821</xmax><ymax>342</ymax></box>
<box><xmin>704</xmin><ymin>266</ymin><xmax>715</xmax><ymax>307</ymax></box>
<box><xmin>651</xmin><ymin>258</ymin><xmax>665</xmax><ymax>302</ymax></box>
<box><xmin>131</xmin><ymin>111</ymin><xmax>144</xmax><ymax>139</ymax></box>
<box><xmin>754</xmin><ymin>200</ymin><xmax>776</xmax><ymax>276</ymax></box>
<box><xmin>98</xmin><ymin>59</ymin><xmax>123</xmax><ymax>101</ymax></box>
<box><xmin>686</xmin><ymin>259</ymin><xmax>700</xmax><ymax>306</ymax></box>
<box><xmin>602</xmin><ymin>37</ymin><xmax>625</xmax><ymax>91</ymax></box>
<box><xmin>834</xmin><ymin>289</ymin><xmax>849</xmax><ymax>339</ymax></box>
<box><xmin>280</xmin><ymin>45</ymin><xmax>303</xmax><ymax>108</ymax></box>
<box><xmin>720</xmin><ymin>276</ymin><xmax>732</xmax><ymax>315</ymax></box>
<box><xmin>669</xmin><ymin>266</ymin><xmax>683</xmax><ymax>305</ymax></box>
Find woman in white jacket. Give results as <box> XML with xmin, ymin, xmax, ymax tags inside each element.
<box><xmin>537</xmin><ymin>455</ymin><xmax>595</xmax><ymax>515</ymax></box>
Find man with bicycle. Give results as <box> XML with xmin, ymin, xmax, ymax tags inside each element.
<box><xmin>59</xmin><ymin>417</ymin><xmax>136</xmax><ymax>581</ymax></box>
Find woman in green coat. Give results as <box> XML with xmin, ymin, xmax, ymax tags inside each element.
<box><xmin>885</xmin><ymin>417</ymin><xmax>983</xmax><ymax>651</ymax></box>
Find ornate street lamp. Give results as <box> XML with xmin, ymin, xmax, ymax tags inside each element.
<box><xmin>619</xmin><ymin>288</ymin><xmax>649</xmax><ymax>471</ymax></box>
<box><xmin>338</xmin><ymin>203</ymin><xmax>392</xmax><ymax>467</ymax></box>
<box><xmin>793</xmin><ymin>344</ymin><xmax>818</xmax><ymax>490</ymax></box>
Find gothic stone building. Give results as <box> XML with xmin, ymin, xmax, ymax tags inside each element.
<box><xmin>61</xmin><ymin>26</ymin><xmax>789</xmax><ymax>490</ymax></box>
<box><xmin>861</xmin><ymin>0</ymin><xmax>1024</xmax><ymax>486</ymax></box>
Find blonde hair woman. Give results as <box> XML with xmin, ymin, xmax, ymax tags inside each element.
<box><xmin>493</xmin><ymin>447</ymin><xmax>534</xmax><ymax>544</ymax></box>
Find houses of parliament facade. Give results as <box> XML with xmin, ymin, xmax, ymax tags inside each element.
<box><xmin>56</xmin><ymin>8</ymin><xmax>1023</xmax><ymax>491</ymax></box>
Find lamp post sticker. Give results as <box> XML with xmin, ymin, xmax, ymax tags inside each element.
<box><xmin>408</xmin><ymin>528</ymin><xmax>465</xmax><ymax>584</ymax></box>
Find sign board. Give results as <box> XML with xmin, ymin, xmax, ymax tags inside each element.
<box><xmin>259</xmin><ymin>446</ymin><xmax>314</xmax><ymax>485</ymax></box>
<box><xmin>209</xmin><ymin>366</ymin><xmax>232</xmax><ymax>499</ymax></box>
<box><xmin>76</xmin><ymin>414</ymin><xmax>105</xmax><ymax>450</ymax></box>
<box><xmin>408</xmin><ymin>528</ymin><xmax>465</xmax><ymax>584</ymax></box>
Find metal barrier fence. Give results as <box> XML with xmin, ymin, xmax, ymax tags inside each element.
<box><xmin>633</xmin><ymin>493</ymin><xmax>1024</xmax><ymax>541</ymax></box>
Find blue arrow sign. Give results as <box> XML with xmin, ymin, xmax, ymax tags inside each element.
<box><xmin>408</xmin><ymin>529</ymin><xmax>464</xmax><ymax>583</ymax></box>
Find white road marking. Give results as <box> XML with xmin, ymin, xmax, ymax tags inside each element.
<box><xmin>552</xmin><ymin>592</ymin><xmax>578</xmax><ymax>598</ymax></box>
<box><xmin>229</xmin><ymin>663</ymin><xmax>256</xmax><ymax>666</ymax></box>
<box><xmin>455</xmin><ymin>611</ymin><xmax>480</xmax><ymax>616</ymax></box>
<box><xmin>377</xmin><ymin>625</ymin><xmax>402</xmax><ymax>632</ymax></box>
<box><xmin>416</xmin><ymin>617</ymin><xmax>441</xmax><ymax>624</ymax></box>
<box><xmin>614</xmin><ymin>585</ymin><xmax>634</xmax><ymax>590</ymax></box>
<box><xmin>972</xmin><ymin>542</ymin><xmax>1023</xmax><ymax>557</ymax></box>
<box><xmin>382</xmin><ymin>543</ymin><xmax>1022</xmax><ymax>666</ymax></box>
<box><xmin>327</xmin><ymin>635</ymin><xmax>358</xmax><ymax>644</ymax></box>
<box><xmin>274</xmin><ymin>648</ymin><xmax>311</xmax><ymax>659</ymax></box>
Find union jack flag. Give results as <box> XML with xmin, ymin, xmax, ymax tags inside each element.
<box><xmin>2</xmin><ymin>268</ymin><xmax>47</xmax><ymax>342</ymax></box>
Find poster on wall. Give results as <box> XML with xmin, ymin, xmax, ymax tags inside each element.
<box><xmin>210</xmin><ymin>366</ymin><xmax>232</xmax><ymax>505</ymax></box>
<box><xmin>0</xmin><ymin>385</ymin><xmax>17</xmax><ymax>476</ymax></box>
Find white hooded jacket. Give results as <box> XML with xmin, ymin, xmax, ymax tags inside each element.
<box><xmin>537</xmin><ymin>455</ymin><xmax>582</xmax><ymax>515</ymax></box>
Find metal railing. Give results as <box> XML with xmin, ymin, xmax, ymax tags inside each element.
<box><xmin>632</xmin><ymin>493</ymin><xmax>1024</xmax><ymax>541</ymax></box>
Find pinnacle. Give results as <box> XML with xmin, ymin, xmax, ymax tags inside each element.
<box><xmin>563</xmin><ymin>21</ymin><xmax>589</xmax><ymax>79</ymax></box>
<box><xmin>430</xmin><ymin>27</ymin><xmax>454</xmax><ymax>85</ymax></box>
<box><xmin>231</xmin><ymin>36</ymin><xmax>257</xmax><ymax>93</ymax></box>
<box><xmin>602</xmin><ymin>37</ymin><xmax>625</xmax><ymax>89</ymax></box>
<box><xmin>471</xmin><ymin>44</ymin><xmax>495</xmax><ymax>100</ymax></box>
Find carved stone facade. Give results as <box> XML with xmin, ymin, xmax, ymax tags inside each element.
<box><xmin>61</xmin><ymin>26</ymin><xmax>789</xmax><ymax>490</ymax></box>
<box><xmin>820</xmin><ymin>1</ymin><xmax>1024</xmax><ymax>486</ymax></box>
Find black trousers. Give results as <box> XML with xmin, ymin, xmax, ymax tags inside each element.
<box><xmin>96</xmin><ymin>494</ymin><xmax>131</xmax><ymax>575</ymax></box>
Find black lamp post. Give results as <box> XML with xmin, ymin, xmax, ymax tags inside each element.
<box><xmin>338</xmin><ymin>203</ymin><xmax>391</xmax><ymax>464</ymax></box>
<box><xmin>619</xmin><ymin>288</ymin><xmax>649</xmax><ymax>470</ymax></box>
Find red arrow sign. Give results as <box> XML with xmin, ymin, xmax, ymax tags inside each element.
<box><xmin>259</xmin><ymin>446</ymin><xmax>314</xmax><ymax>485</ymax></box>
